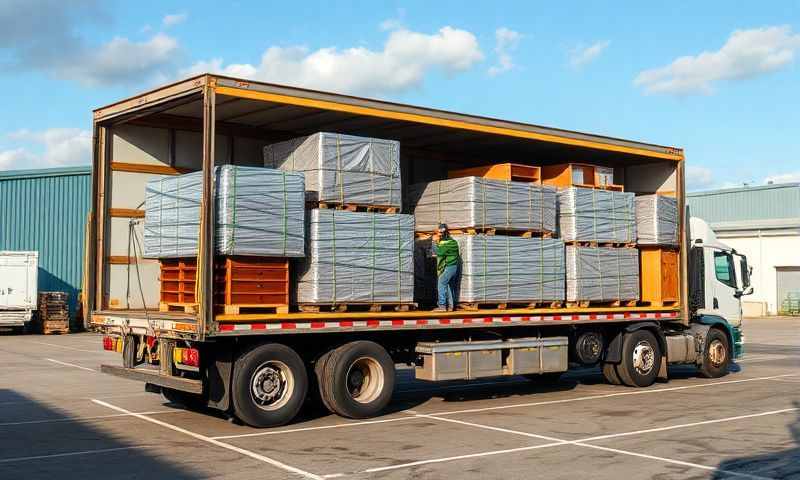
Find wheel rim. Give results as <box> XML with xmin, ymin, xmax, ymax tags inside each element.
<box><xmin>632</xmin><ymin>341</ymin><xmax>655</xmax><ymax>375</ymax></box>
<box><xmin>250</xmin><ymin>361</ymin><xmax>294</xmax><ymax>411</ymax></box>
<box><xmin>708</xmin><ymin>339</ymin><xmax>727</xmax><ymax>367</ymax></box>
<box><xmin>346</xmin><ymin>357</ymin><xmax>384</xmax><ymax>404</ymax></box>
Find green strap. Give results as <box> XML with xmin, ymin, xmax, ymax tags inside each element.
<box><xmin>591</xmin><ymin>189</ymin><xmax>598</xmax><ymax>243</ymax></box>
<box><xmin>396</xmin><ymin>216</ymin><xmax>402</xmax><ymax>302</ymax></box>
<box><xmin>336</xmin><ymin>135</ymin><xmax>344</xmax><ymax>205</ymax></box>
<box><xmin>505</xmin><ymin>236</ymin><xmax>511</xmax><ymax>302</ymax></box>
<box><xmin>610</xmin><ymin>191</ymin><xmax>617</xmax><ymax>243</ymax></box>
<box><xmin>597</xmin><ymin>247</ymin><xmax>604</xmax><ymax>301</ymax></box>
<box><xmin>505</xmin><ymin>180</ymin><xmax>511</xmax><ymax>228</ymax></box>
<box><xmin>481</xmin><ymin>179</ymin><xmax>487</xmax><ymax>230</ymax></box>
<box><xmin>230</xmin><ymin>167</ymin><xmax>238</xmax><ymax>253</ymax></box>
<box><xmin>539</xmin><ymin>238</ymin><xmax>545</xmax><ymax>301</ymax></box>
<box><xmin>281</xmin><ymin>171</ymin><xmax>288</xmax><ymax>256</ymax></box>
<box><xmin>616</xmin><ymin>248</ymin><xmax>622</xmax><ymax>300</ymax></box>
<box><xmin>330</xmin><ymin>210</ymin><xmax>337</xmax><ymax>305</ymax></box>
<box><xmin>175</xmin><ymin>176</ymin><xmax>180</xmax><ymax>256</ymax></box>
<box><xmin>370</xmin><ymin>213</ymin><xmax>376</xmax><ymax>303</ymax></box>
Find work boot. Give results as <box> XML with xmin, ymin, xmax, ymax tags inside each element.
<box><xmin>447</xmin><ymin>305</ymin><xmax>454</xmax><ymax>312</ymax></box>
<box><xmin>432</xmin><ymin>306</ymin><xmax>448</xmax><ymax>312</ymax></box>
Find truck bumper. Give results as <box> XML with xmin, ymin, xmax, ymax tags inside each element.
<box><xmin>0</xmin><ymin>310</ymin><xmax>32</xmax><ymax>327</ymax></box>
<box><xmin>731</xmin><ymin>325</ymin><xmax>744</xmax><ymax>359</ymax></box>
<box><xmin>100</xmin><ymin>365</ymin><xmax>203</xmax><ymax>394</ymax></box>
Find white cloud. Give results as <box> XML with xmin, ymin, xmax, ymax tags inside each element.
<box><xmin>380</xmin><ymin>8</ymin><xmax>406</xmax><ymax>31</ymax></box>
<box><xmin>183</xmin><ymin>26</ymin><xmax>483</xmax><ymax>96</ymax></box>
<box><xmin>56</xmin><ymin>33</ymin><xmax>180</xmax><ymax>86</ymax></box>
<box><xmin>568</xmin><ymin>40</ymin><xmax>610</xmax><ymax>69</ymax></box>
<box><xmin>686</xmin><ymin>165</ymin><xmax>715</xmax><ymax>191</ymax></box>
<box><xmin>635</xmin><ymin>25</ymin><xmax>800</xmax><ymax>95</ymax></box>
<box><xmin>162</xmin><ymin>12</ymin><xmax>187</xmax><ymax>27</ymax></box>
<box><xmin>488</xmin><ymin>27</ymin><xmax>521</xmax><ymax>76</ymax></box>
<box><xmin>2</xmin><ymin>128</ymin><xmax>92</xmax><ymax>170</ymax></box>
<box><xmin>764</xmin><ymin>171</ymin><xmax>800</xmax><ymax>184</ymax></box>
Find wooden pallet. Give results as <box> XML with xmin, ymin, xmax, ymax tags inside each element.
<box><xmin>223</xmin><ymin>304</ymin><xmax>290</xmax><ymax>315</ymax></box>
<box><xmin>311</xmin><ymin>202</ymin><xmax>398</xmax><ymax>214</ymax></box>
<box><xmin>565</xmin><ymin>241</ymin><xmax>637</xmax><ymax>248</ymax></box>
<box><xmin>458</xmin><ymin>301</ymin><xmax>564</xmax><ymax>311</ymax></box>
<box><xmin>159</xmin><ymin>302</ymin><xmax>198</xmax><ymax>314</ymax></box>
<box><xmin>42</xmin><ymin>320</ymin><xmax>69</xmax><ymax>335</ymax></box>
<box><xmin>298</xmin><ymin>303</ymin><xmax>417</xmax><ymax>313</ymax></box>
<box><xmin>416</xmin><ymin>228</ymin><xmax>553</xmax><ymax>238</ymax></box>
<box><xmin>640</xmin><ymin>300</ymin><xmax>679</xmax><ymax>307</ymax></box>
<box><xmin>448</xmin><ymin>163</ymin><xmax>542</xmax><ymax>184</ymax></box>
<box><xmin>566</xmin><ymin>299</ymin><xmax>638</xmax><ymax>308</ymax></box>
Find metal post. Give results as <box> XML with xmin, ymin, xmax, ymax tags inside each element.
<box><xmin>197</xmin><ymin>80</ymin><xmax>216</xmax><ymax>339</ymax></box>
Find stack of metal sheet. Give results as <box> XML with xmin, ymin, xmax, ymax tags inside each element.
<box><xmin>408</xmin><ymin>177</ymin><xmax>557</xmax><ymax>233</ymax></box>
<box><xmin>263</xmin><ymin>132</ymin><xmax>401</xmax><ymax>208</ymax></box>
<box><xmin>565</xmin><ymin>246</ymin><xmax>639</xmax><ymax>302</ymax></box>
<box><xmin>558</xmin><ymin>187</ymin><xmax>636</xmax><ymax>243</ymax></box>
<box><xmin>296</xmin><ymin>209</ymin><xmax>414</xmax><ymax>305</ymax></box>
<box><xmin>635</xmin><ymin>194</ymin><xmax>679</xmax><ymax>246</ymax></box>
<box><xmin>144</xmin><ymin>166</ymin><xmax>306</xmax><ymax>258</ymax></box>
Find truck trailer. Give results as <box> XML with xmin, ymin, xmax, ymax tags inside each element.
<box><xmin>0</xmin><ymin>251</ymin><xmax>38</xmax><ymax>331</ymax></box>
<box><xmin>87</xmin><ymin>74</ymin><xmax>752</xmax><ymax>427</ymax></box>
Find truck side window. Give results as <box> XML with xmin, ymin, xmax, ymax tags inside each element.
<box><xmin>713</xmin><ymin>251</ymin><xmax>737</xmax><ymax>289</ymax></box>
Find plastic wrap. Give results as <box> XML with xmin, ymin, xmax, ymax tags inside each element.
<box><xmin>636</xmin><ymin>194</ymin><xmax>679</xmax><ymax>246</ymax></box>
<box><xmin>263</xmin><ymin>132</ymin><xmax>401</xmax><ymax>208</ymax></box>
<box><xmin>296</xmin><ymin>209</ymin><xmax>414</xmax><ymax>305</ymax></box>
<box><xmin>144</xmin><ymin>166</ymin><xmax>305</xmax><ymax>258</ymax></box>
<box><xmin>558</xmin><ymin>187</ymin><xmax>636</xmax><ymax>243</ymax></box>
<box><xmin>408</xmin><ymin>177</ymin><xmax>557</xmax><ymax>233</ymax></box>
<box><xmin>565</xmin><ymin>246</ymin><xmax>639</xmax><ymax>302</ymax></box>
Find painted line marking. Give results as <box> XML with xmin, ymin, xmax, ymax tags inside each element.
<box><xmin>0</xmin><ymin>445</ymin><xmax>152</xmax><ymax>464</ymax></box>
<box><xmin>766</xmin><ymin>377</ymin><xmax>800</xmax><ymax>384</ymax></box>
<box><xmin>44</xmin><ymin>358</ymin><xmax>97</xmax><ymax>372</ymax></box>
<box><xmin>212</xmin><ymin>416</ymin><xmax>413</xmax><ymax>440</ymax></box>
<box><xmin>0</xmin><ymin>410</ymin><xmax>181</xmax><ymax>427</ymax></box>
<box><xmin>92</xmin><ymin>399</ymin><xmax>323</xmax><ymax>480</ymax></box>
<box><xmin>30</xmin><ymin>341</ymin><xmax>100</xmax><ymax>354</ymax></box>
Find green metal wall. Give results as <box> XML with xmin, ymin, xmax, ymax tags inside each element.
<box><xmin>0</xmin><ymin>166</ymin><xmax>91</xmax><ymax>317</ymax></box>
<box><xmin>687</xmin><ymin>183</ymin><xmax>800</xmax><ymax>223</ymax></box>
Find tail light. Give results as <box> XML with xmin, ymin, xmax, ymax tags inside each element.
<box><xmin>173</xmin><ymin>347</ymin><xmax>200</xmax><ymax>368</ymax></box>
<box><xmin>102</xmin><ymin>336</ymin><xmax>114</xmax><ymax>351</ymax></box>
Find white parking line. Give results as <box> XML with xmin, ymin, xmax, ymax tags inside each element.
<box><xmin>0</xmin><ymin>445</ymin><xmax>152</xmax><ymax>464</ymax></box>
<box><xmin>30</xmin><ymin>341</ymin><xmax>100</xmax><ymax>354</ymax></box>
<box><xmin>212</xmin><ymin>416</ymin><xmax>413</xmax><ymax>440</ymax></box>
<box><xmin>92</xmin><ymin>399</ymin><xmax>323</xmax><ymax>480</ymax></box>
<box><xmin>44</xmin><ymin>358</ymin><xmax>97</xmax><ymax>372</ymax></box>
<box><xmin>0</xmin><ymin>410</ymin><xmax>180</xmax><ymax>427</ymax></box>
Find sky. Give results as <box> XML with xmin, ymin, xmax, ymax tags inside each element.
<box><xmin>1</xmin><ymin>1</ymin><xmax>799</xmax><ymax>191</ymax></box>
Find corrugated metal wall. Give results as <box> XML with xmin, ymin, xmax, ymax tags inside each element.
<box><xmin>687</xmin><ymin>183</ymin><xmax>800</xmax><ymax>223</ymax></box>
<box><xmin>0</xmin><ymin>167</ymin><xmax>91</xmax><ymax>319</ymax></box>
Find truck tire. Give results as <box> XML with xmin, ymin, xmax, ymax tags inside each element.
<box><xmin>601</xmin><ymin>362</ymin><xmax>622</xmax><ymax>385</ymax></box>
<box><xmin>698</xmin><ymin>328</ymin><xmax>731</xmax><ymax>379</ymax></box>
<box><xmin>232</xmin><ymin>343</ymin><xmax>307</xmax><ymax>428</ymax></box>
<box><xmin>320</xmin><ymin>341</ymin><xmax>395</xmax><ymax>419</ymax></box>
<box><xmin>311</xmin><ymin>349</ymin><xmax>335</xmax><ymax>413</ymax></box>
<box><xmin>615</xmin><ymin>329</ymin><xmax>661</xmax><ymax>388</ymax></box>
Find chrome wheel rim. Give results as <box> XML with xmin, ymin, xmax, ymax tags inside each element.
<box><xmin>632</xmin><ymin>341</ymin><xmax>655</xmax><ymax>375</ymax></box>
<box><xmin>708</xmin><ymin>339</ymin><xmax>727</xmax><ymax>367</ymax></box>
<box><xmin>346</xmin><ymin>357</ymin><xmax>383</xmax><ymax>404</ymax></box>
<box><xmin>251</xmin><ymin>361</ymin><xmax>294</xmax><ymax>411</ymax></box>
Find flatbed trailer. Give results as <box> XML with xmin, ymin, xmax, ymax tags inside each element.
<box><xmin>87</xmin><ymin>74</ymin><xmax>748</xmax><ymax>428</ymax></box>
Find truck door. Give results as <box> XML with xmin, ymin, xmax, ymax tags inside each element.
<box><xmin>711</xmin><ymin>249</ymin><xmax>742</xmax><ymax>326</ymax></box>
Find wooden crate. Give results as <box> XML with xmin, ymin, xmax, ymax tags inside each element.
<box><xmin>639</xmin><ymin>247</ymin><xmax>679</xmax><ymax>306</ymax></box>
<box><xmin>159</xmin><ymin>257</ymin><xmax>289</xmax><ymax>314</ymax></box>
<box><xmin>448</xmin><ymin>163</ymin><xmax>541</xmax><ymax>183</ymax></box>
<box><xmin>541</xmin><ymin>163</ymin><xmax>623</xmax><ymax>191</ymax></box>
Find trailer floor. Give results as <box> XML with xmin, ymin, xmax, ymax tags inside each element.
<box><xmin>1</xmin><ymin>317</ymin><xmax>798</xmax><ymax>480</ymax></box>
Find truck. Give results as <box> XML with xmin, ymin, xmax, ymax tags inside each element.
<box><xmin>0</xmin><ymin>251</ymin><xmax>38</xmax><ymax>331</ymax></box>
<box><xmin>87</xmin><ymin>74</ymin><xmax>752</xmax><ymax>427</ymax></box>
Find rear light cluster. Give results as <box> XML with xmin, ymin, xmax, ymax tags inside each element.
<box><xmin>102</xmin><ymin>336</ymin><xmax>121</xmax><ymax>352</ymax></box>
<box><xmin>173</xmin><ymin>347</ymin><xmax>200</xmax><ymax>368</ymax></box>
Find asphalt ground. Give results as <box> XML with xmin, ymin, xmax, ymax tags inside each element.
<box><xmin>0</xmin><ymin>317</ymin><xmax>798</xmax><ymax>480</ymax></box>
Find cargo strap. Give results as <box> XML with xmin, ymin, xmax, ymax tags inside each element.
<box><xmin>591</xmin><ymin>188</ymin><xmax>598</xmax><ymax>243</ymax></box>
<box><xmin>336</xmin><ymin>134</ymin><xmax>345</xmax><ymax>205</ymax></box>
<box><xmin>505</xmin><ymin>236</ymin><xmax>511</xmax><ymax>302</ymax></box>
<box><xmin>539</xmin><ymin>238</ymin><xmax>545</xmax><ymax>301</ymax></box>
<box><xmin>281</xmin><ymin>171</ymin><xmax>288</xmax><ymax>256</ymax></box>
<box><xmin>370</xmin><ymin>213</ymin><xmax>376</xmax><ymax>303</ymax></box>
<box><xmin>230</xmin><ymin>166</ymin><xmax>238</xmax><ymax>253</ymax></box>
<box><xmin>396</xmin><ymin>215</ymin><xmax>403</xmax><ymax>302</ymax></box>
<box><xmin>615</xmin><ymin>248</ymin><xmax>623</xmax><ymax>301</ymax></box>
<box><xmin>330</xmin><ymin>210</ymin><xmax>338</xmax><ymax>305</ymax></box>
<box><xmin>596</xmin><ymin>247</ymin><xmax>604</xmax><ymax>301</ymax></box>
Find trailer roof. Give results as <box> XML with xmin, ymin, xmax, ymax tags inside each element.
<box><xmin>93</xmin><ymin>74</ymin><xmax>683</xmax><ymax>163</ymax></box>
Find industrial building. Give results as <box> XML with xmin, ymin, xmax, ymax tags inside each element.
<box><xmin>687</xmin><ymin>182</ymin><xmax>800</xmax><ymax>316</ymax></box>
<box><xmin>0</xmin><ymin>166</ymin><xmax>91</xmax><ymax>325</ymax></box>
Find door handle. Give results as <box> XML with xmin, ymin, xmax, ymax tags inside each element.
<box><xmin>713</xmin><ymin>297</ymin><xmax>719</xmax><ymax>309</ymax></box>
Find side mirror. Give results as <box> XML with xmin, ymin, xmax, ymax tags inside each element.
<box><xmin>734</xmin><ymin>290</ymin><xmax>744</xmax><ymax>299</ymax></box>
<box><xmin>743</xmin><ymin>286</ymin><xmax>754</xmax><ymax>296</ymax></box>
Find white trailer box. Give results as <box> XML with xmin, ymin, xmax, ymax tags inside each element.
<box><xmin>0</xmin><ymin>251</ymin><xmax>38</xmax><ymax>327</ymax></box>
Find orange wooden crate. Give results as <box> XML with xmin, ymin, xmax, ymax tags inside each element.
<box><xmin>541</xmin><ymin>163</ymin><xmax>623</xmax><ymax>191</ymax></box>
<box><xmin>448</xmin><ymin>163</ymin><xmax>541</xmax><ymax>183</ymax></box>
<box><xmin>159</xmin><ymin>256</ymin><xmax>289</xmax><ymax>314</ymax></box>
<box><xmin>639</xmin><ymin>247</ymin><xmax>679</xmax><ymax>307</ymax></box>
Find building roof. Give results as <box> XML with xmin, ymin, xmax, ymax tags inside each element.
<box><xmin>0</xmin><ymin>165</ymin><xmax>91</xmax><ymax>180</ymax></box>
<box><xmin>687</xmin><ymin>182</ymin><xmax>800</xmax><ymax>231</ymax></box>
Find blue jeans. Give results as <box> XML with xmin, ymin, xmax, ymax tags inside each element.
<box><xmin>437</xmin><ymin>264</ymin><xmax>459</xmax><ymax>308</ymax></box>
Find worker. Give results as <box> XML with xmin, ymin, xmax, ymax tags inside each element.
<box><xmin>431</xmin><ymin>223</ymin><xmax>460</xmax><ymax>312</ymax></box>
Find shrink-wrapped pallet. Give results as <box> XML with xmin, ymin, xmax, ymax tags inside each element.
<box><xmin>296</xmin><ymin>209</ymin><xmax>414</xmax><ymax>305</ymax></box>
<box><xmin>263</xmin><ymin>132</ymin><xmax>401</xmax><ymax>208</ymax></box>
<box><xmin>635</xmin><ymin>194</ymin><xmax>679</xmax><ymax>246</ymax></box>
<box><xmin>144</xmin><ymin>166</ymin><xmax>305</xmax><ymax>258</ymax></box>
<box><xmin>565</xmin><ymin>246</ymin><xmax>639</xmax><ymax>302</ymax></box>
<box><xmin>408</xmin><ymin>177</ymin><xmax>557</xmax><ymax>233</ymax></box>
<box><xmin>413</xmin><ymin>235</ymin><xmax>565</xmax><ymax>305</ymax></box>
<box><xmin>558</xmin><ymin>187</ymin><xmax>636</xmax><ymax>243</ymax></box>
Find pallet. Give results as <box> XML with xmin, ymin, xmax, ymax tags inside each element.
<box><xmin>223</xmin><ymin>304</ymin><xmax>289</xmax><ymax>315</ymax></box>
<box><xmin>43</xmin><ymin>326</ymin><xmax>70</xmax><ymax>335</ymax></box>
<box><xmin>42</xmin><ymin>319</ymin><xmax>69</xmax><ymax>335</ymax></box>
<box><xmin>640</xmin><ymin>300</ymin><xmax>679</xmax><ymax>307</ymax></box>
<box><xmin>298</xmin><ymin>303</ymin><xmax>417</xmax><ymax>313</ymax></box>
<box><xmin>416</xmin><ymin>228</ymin><xmax>553</xmax><ymax>238</ymax></box>
<box><xmin>311</xmin><ymin>202</ymin><xmax>398</xmax><ymax>214</ymax></box>
<box><xmin>458</xmin><ymin>301</ymin><xmax>564</xmax><ymax>311</ymax></box>
<box><xmin>565</xmin><ymin>241</ymin><xmax>637</xmax><ymax>248</ymax></box>
<box><xmin>566</xmin><ymin>299</ymin><xmax>638</xmax><ymax>308</ymax></box>
<box><xmin>159</xmin><ymin>302</ymin><xmax>198</xmax><ymax>314</ymax></box>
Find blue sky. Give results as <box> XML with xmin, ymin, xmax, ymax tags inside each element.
<box><xmin>1</xmin><ymin>1</ymin><xmax>799</xmax><ymax>190</ymax></box>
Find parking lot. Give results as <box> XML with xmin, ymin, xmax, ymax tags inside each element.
<box><xmin>1</xmin><ymin>317</ymin><xmax>798</xmax><ymax>480</ymax></box>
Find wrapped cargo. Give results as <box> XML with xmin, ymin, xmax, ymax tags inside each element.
<box><xmin>413</xmin><ymin>235</ymin><xmax>565</xmax><ymax>305</ymax></box>
<box><xmin>558</xmin><ymin>187</ymin><xmax>636</xmax><ymax>243</ymax></box>
<box><xmin>635</xmin><ymin>194</ymin><xmax>679</xmax><ymax>246</ymax></box>
<box><xmin>296</xmin><ymin>209</ymin><xmax>414</xmax><ymax>305</ymax></box>
<box><xmin>144</xmin><ymin>166</ymin><xmax>305</xmax><ymax>258</ymax></box>
<box><xmin>565</xmin><ymin>246</ymin><xmax>639</xmax><ymax>302</ymax></box>
<box><xmin>263</xmin><ymin>132</ymin><xmax>401</xmax><ymax>208</ymax></box>
<box><xmin>408</xmin><ymin>177</ymin><xmax>557</xmax><ymax>233</ymax></box>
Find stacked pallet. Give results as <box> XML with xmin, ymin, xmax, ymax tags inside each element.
<box><xmin>38</xmin><ymin>292</ymin><xmax>69</xmax><ymax>334</ymax></box>
<box><xmin>265</xmin><ymin>133</ymin><xmax>415</xmax><ymax>312</ymax></box>
<box><xmin>636</xmin><ymin>194</ymin><xmax>680</xmax><ymax>307</ymax></box>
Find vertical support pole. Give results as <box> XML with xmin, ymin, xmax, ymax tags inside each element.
<box><xmin>87</xmin><ymin>123</ymin><xmax>101</xmax><ymax>327</ymax></box>
<box><xmin>93</xmin><ymin>125</ymin><xmax>111</xmax><ymax>312</ymax></box>
<box><xmin>197</xmin><ymin>81</ymin><xmax>216</xmax><ymax>339</ymax></box>
<box><xmin>677</xmin><ymin>157</ymin><xmax>690</xmax><ymax>326</ymax></box>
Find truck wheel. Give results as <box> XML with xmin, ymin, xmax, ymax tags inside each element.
<box><xmin>615</xmin><ymin>330</ymin><xmax>661</xmax><ymax>388</ymax></box>
<box><xmin>698</xmin><ymin>328</ymin><xmax>731</xmax><ymax>378</ymax></box>
<box><xmin>311</xmin><ymin>349</ymin><xmax>335</xmax><ymax>413</ymax></box>
<box><xmin>232</xmin><ymin>343</ymin><xmax>307</xmax><ymax>428</ymax></box>
<box><xmin>320</xmin><ymin>341</ymin><xmax>395</xmax><ymax>419</ymax></box>
<box><xmin>601</xmin><ymin>362</ymin><xmax>622</xmax><ymax>385</ymax></box>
